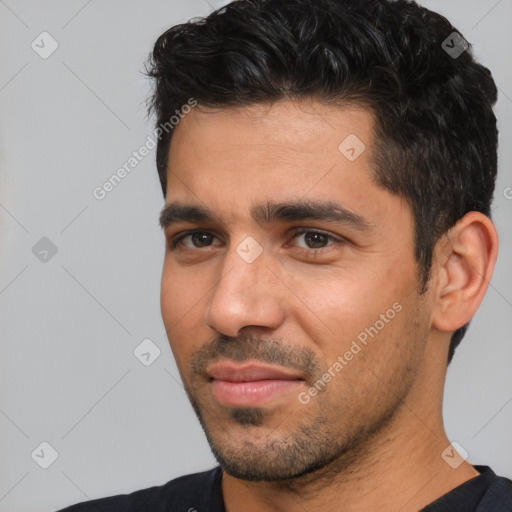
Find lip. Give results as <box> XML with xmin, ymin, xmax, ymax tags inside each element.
<box><xmin>208</xmin><ymin>361</ymin><xmax>303</xmax><ymax>382</ymax></box>
<box><xmin>208</xmin><ymin>361</ymin><xmax>304</xmax><ymax>407</ymax></box>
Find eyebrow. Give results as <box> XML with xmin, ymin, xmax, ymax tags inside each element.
<box><xmin>159</xmin><ymin>200</ymin><xmax>372</xmax><ymax>231</ymax></box>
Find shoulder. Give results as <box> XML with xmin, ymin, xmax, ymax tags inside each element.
<box><xmin>56</xmin><ymin>466</ymin><xmax>223</xmax><ymax>512</ymax></box>
<box><xmin>475</xmin><ymin>465</ymin><xmax>512</xmax><ymax>511</ymax></box>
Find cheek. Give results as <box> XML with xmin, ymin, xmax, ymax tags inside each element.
<box><xmin>161</xmin><ymin>261</ymin><xmax>201</xmax><ymax>326</ymax></box>
<box><xmin>312</xmin><ymin>298</ymin><xmax>429</xmax><ymax>425</ymax></box>
<box><xmin>286</xmin><ymin>262</ymin><xmax>420</xmax><ymax>374</ymax></box>
<box><xmin>285</xmin><ymin>266</ymin><xmax>398</xmax><ymax>336</ymax></box>
<box><xmin>160</xmin><ymin>261</ymin><xmax>215</xmax><ymax>367</ymax></box>
<box><xmin>160</xmin><ymin>264</ymin><xmax>197</xmax><ymax>358</ymax></box>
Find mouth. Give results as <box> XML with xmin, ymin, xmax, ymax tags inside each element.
<box><xmin>207</xmin><ymin>360</ymin><xmax>305</xmax><ymax>407</ymax></box>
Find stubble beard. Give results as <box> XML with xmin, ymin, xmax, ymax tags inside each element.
<box><xmin>184</xmin><ymin>381</ymin><xmax>406</xmax><ymax>486</ymax></box>
<box><xmin>180</xmin><ymin>310</ymin><xmax>429</xmax><ymax>486</ymax></box>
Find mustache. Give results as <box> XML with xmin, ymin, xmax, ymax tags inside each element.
<box><xmin>189</xmin><ymin>333</ymin><xmax>321</xmax><ymax>380</ymax></box>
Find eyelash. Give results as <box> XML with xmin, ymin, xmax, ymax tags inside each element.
<box><xmin>170</xmin><ymin>228</ymin><xmax>344</xmax><ymax>253</ymax></box>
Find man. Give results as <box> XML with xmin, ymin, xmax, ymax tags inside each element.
<box><xmin>58</xmin><ymin>0</ymin><xmax>512</xmax><ymax>510</ymax></box>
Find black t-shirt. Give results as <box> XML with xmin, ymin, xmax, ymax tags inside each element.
<box><xmin>57</xmin><ymin>465</ymin><xmax>512</xmax><ymax>511</ymax></box>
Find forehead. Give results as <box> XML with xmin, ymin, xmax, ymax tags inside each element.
<box><xmin>169</xmin><ymin>99</ymin><xmax>374</xmax><ymax>163</ymax></box>
<box><xmin>166</xmin><ymin>99</ymin><xmax>377</xmax><ymax>206</ymax></box>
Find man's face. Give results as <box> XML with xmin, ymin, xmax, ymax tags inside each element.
<box><xmin>160</xmin><ymin>100</ymin><xmax>432</xmax><ymax>481</ymax></box>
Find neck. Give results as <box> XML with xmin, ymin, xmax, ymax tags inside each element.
<box><xmin>221</xmin><ymin>342</ymin><xmax>479</xmax><ymax>512</ymax></box>
<box><xmin>222</xmin><ymin>408</ymin><xmax>478</xmax><ymax>512</ymax></box>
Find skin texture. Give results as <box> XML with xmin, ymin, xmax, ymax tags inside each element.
<box><xmin>160</xmin><ymin>99</ymin><xmax>497</xmax><ymax>511</ymax></box>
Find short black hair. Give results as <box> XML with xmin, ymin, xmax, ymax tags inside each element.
<box><xmin>146</xmin><ymin>0</ymin><xmax>498</xmax><ymax>364</ymax></box>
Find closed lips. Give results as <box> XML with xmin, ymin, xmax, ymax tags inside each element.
<box><xmin>208</xmin><ymin>363</ymin><xmax>304</xmax><ymax>382</ymax></box>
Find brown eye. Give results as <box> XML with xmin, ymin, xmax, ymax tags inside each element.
<box><xmin>189</xmin><ymin>232</ymin><xmax>215</xmax><ymax>248</ymax></box>
<box><xmin>172</xmin><ymin>231</ymin><xmax>220</xmax><ymax>249</ymax></box>
<box><xmin>303</xmin><ymin>232</ymin><xmax>330</xmax><ymax>249</ymax></box>
<box><xmin>291</xmin><ymin>230</ymin><xmax>340</xmax><ymax>250</ymax></box>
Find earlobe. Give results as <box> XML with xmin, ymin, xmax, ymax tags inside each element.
<box><xmin>431</xmin><ymin>212</ymin><xmax>498</xmax><ymax>332</ymax></box>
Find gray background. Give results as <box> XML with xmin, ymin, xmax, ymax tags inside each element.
<box><xmin>0</xmin><ymin>1</ymin><xmax>510</xmax><ymax>510</ymax></box>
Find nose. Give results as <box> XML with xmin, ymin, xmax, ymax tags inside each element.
<box><xmin>204</xmin><ymin>239</ymin><xmax>286</xmax><ymax>337</ymax></box>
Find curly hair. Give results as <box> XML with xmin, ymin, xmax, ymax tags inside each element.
<box><xmin>146</xmin><ymin>0</ymin><xmax>498</xmax><ymax>364</ymax></box>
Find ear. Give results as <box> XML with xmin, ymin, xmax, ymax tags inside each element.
<box><xmin>431</xmin><ymin>212</ymin><xmax>498</xmax><ymax>333</ymax></box>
